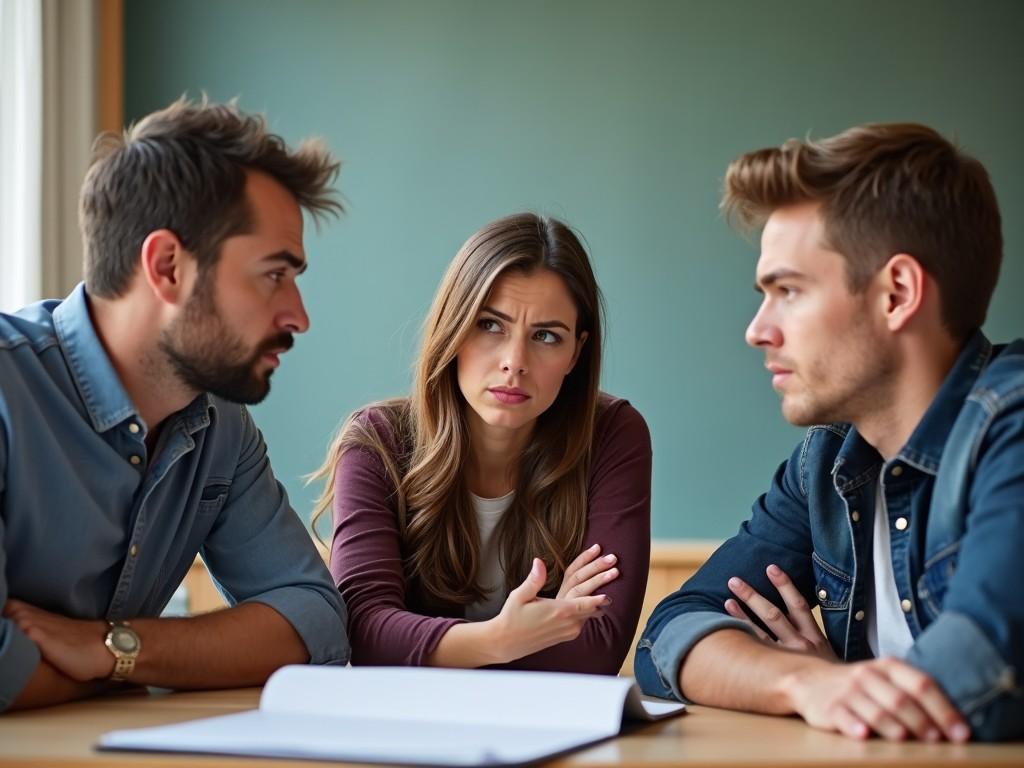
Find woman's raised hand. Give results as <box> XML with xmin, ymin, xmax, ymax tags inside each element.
<box><xmin>491</xmin><ymin>558</ymin><xmax>609</xmax><ymax>661</ymax></box>
<box><xmin>557</xmin><ymin>543</ymin><xmax>619</xmax><ymax>600</ymax></box>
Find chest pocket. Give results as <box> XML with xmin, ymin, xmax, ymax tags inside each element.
<box><xmin>197</xmin><ymin>479</ymin><xmax>231</xmax><ymax>516</ymax></box>
<box><xmin>916</xmin><ymin>543</ymin><xmax>958</xmax><ymax>623</ymax></box>
<box><xmin>811</xmin><ymin>551</ymin><xmax>853</xmax><ymax>610</ymax></box>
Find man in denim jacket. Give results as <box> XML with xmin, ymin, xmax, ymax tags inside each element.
<box><xmin>1</xmin><ymin>99</ymin><xmax>349</xmax><ymax>711</ymax></box>
<box><xmin>636</xmin><ymin>124</ymin><xmax>1022</xmax><ymax>742</ymax></box>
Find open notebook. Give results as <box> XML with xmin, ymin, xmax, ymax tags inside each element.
<box><xmin>99</xmin><ymin>665</ymin><xmax>685</xmax><ymax>765</ymax></box>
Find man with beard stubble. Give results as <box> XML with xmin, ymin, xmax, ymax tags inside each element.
<box><xmin>636</xmin><ymin>124</ymin><xmax>1023</xmax><ymax>742</ymax></box>
<box><xmin>0</xmin><ymin>98</ymin><xmax>349</xmax><ymax>711</ymax></box>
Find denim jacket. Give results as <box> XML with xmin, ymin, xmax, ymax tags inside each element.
<box><xmin>636</xmin><ymin>331</ymin><xmax>1024</xmax><ymax>741</ymax></box>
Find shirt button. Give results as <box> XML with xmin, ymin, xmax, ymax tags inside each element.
<box><xmin>895</xmin><ymin>517</ymin><xmax>909</xmax><ymax>531</ymax></box>
<box><xmin>901</xmin><ymin>599</ymin><xmax>913</xmax><ymax>613</ymax></box>
<box><xmin>128</xmin><ymin>423</ymin><xmax>140</xmax><ymax>434</ymax></box>
<box><xmin>854</xmin><ymin>610</ymin><xmax>865</xmax><ymax>621</ymax></box>
<box><xmin>129</xmin><ymin>455</ymin><xmax>142</xmax><ymax>465</ymax></box>
<box><xmin>891</xmin><ymin>465</ymin><xmax>904</xmax><ymax>477</ymax></box>
<box><xmin>129</xmin><ymin>544</ymin><xmax>138</xmax><ymax>557</ymax></box>
<box><xmin>817</xmin><ymin>589</ymin><xmax>828</xmax><ymax>601</ymax></box>
<box><xmin>851</xmin><ymin>510</ymin><xmax>861</xmax><ymax>522</ymax></box>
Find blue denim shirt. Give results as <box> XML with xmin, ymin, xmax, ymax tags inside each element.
<box><xmin>636</xmin><ymin>331</ymin><xmax>1024</xmax><ymax>741</ymax></box>
<box><xmin>0</xmin><ymin>285</ymin><xmax>350</xmax><ymax>710</ymax></box>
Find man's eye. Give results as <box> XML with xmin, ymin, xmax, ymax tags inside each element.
<box><xmin>268</xmin><ymin>271</ymin><xmax>285</xmax><ymax>283</ymax></box>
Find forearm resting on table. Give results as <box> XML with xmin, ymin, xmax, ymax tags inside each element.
<box><xmin>127</xmin><ymin>602</ymin><xmax>309</xmax><ymax>689</ymax></box>
<box><xmin>10</xmin><ymin>660</ymin><xmax>109</xmax><ymax>711</ymax></box>
<box><xmin>680</xmin><ymin>628</ymin><xmax>827</xmax><ymax>714</ymax></box>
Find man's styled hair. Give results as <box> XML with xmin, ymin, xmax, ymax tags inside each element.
<box><xmin>80</xmin><ymin>96</ymin><xmax>343</xmax><ymax>297</ymax></box>
<box><xmin>721</xmin><ymin>123</ymin><xmax>1002</xmax><ymax>339</ymax></box>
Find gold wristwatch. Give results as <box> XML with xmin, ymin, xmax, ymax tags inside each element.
<box><xmin>104</xmin><ymin>621</ymin><xmax>141</xmax><ymax>681</ymax></box>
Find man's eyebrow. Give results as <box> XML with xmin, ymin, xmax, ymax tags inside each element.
<box><xmin>264</xmin><ymin>251</ymin><xmax>307</xmax><ymax>274</ymax></box>
<box><xmin>754</xmin><ymin>268</ymin><xmax>806</xmax><ymax>293</ymax></box>
<box><xmin>480</xmin><ymin>306</ymin><xmax>571</xmax><ymax>332</ymax></box>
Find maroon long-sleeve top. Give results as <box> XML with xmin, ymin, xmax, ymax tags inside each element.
<box><xmin>329</xmin><ymin>393</ymin><xmax>652</xmax><ymax>674</ymax></box>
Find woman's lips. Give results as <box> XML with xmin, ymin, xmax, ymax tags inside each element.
<box><xmin>489</xmin><ymin>387</ymin><xmax>530</xmax><ymax>404</ymax></box>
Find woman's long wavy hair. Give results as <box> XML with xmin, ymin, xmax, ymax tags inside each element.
<box><xmin>310</xmin><ymin>213</ymin><xmax>604</xmax><ymax>604</ymax></box>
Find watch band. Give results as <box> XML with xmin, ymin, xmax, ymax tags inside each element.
<box><xmin>105</xmin><ymin>620</ymin><xmax>141</xmax><ymax>682</ymax></box>
<box><xmin>111</xmin><ymin>654</ymin><xmax>136</xmax><ymax>681</ymax></box>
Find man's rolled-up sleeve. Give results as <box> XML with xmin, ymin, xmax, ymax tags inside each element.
<box><xmin>201</xmin><ymin>407</ymin><xmax>349</xmax><ymax>665</ymax></box>
<box><xmin>636</xmin><ymin>436</ymin><xmax>820</xmax><ymax>702</ymax></box>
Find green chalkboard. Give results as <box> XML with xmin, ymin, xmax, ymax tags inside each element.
<box><xmin>125</xmin><ymin>0</ymin><xmax>1023</xmax><ymax>539</ymax></box>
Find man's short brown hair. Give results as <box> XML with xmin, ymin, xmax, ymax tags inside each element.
<box><xmin>721</xmin><ymin>123</ymin><xmax>1002</xmax><ymax>339</ymax></box>
<box><xmin>80</xmin><ymin>96</ymin><xmax>343</xmax><ymax>298</ymax></box>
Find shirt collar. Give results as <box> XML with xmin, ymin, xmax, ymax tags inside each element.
<box><xmin>53</xmin><ymin>283</ymin><xmax>140</xmax><ymax>434</ymax></box>
<box><xmin>834</xmin><ymin>330</ymin><xmax>993</xmax><ymax>484</ymax></box>
<box><xmin>53</xmin><ymin>283</ymin><xmax>217</xmax><ymax>436</ymax></box>
<box><xmin>896</xmin><ymin>329</ymin><xmax>992</xmax><ymax>473</ymax></box>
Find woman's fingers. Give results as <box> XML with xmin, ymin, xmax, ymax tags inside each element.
<box><xmin>567</xmin><ymin>567</ymin><xmax>619</xmax><ymax>599</ymax></box>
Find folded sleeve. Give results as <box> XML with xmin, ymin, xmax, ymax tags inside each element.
<box><xmin>635</xmin><ymin>434</ymin><xmax>820</xmax><ymax>701</ymax></box>
<box><xmin>201</xmin><ymin>407</ymin><xmax>349</xmax><ymax>665</ymax></box>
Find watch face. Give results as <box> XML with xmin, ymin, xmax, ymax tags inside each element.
<box><xmin>112</xmin><ymin>627</ymin><xmax>139</xmax><ymax>653</ymax></box>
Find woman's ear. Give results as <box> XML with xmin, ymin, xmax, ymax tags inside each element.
<box><xmin>568</xmin><ymin>331</ymin><xmax>589</xmax><ymax>372</ymax></box>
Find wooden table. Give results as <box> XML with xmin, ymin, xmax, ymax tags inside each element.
<box><xmin>2</xmin><ymin>687</ymin><xmax>1021</xmax><ymax>767</ymax></box>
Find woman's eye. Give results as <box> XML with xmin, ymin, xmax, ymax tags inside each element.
<box><xmin>478</xmin><ymin>318</ymin><xmax>502</xmax><ymax>333</ymax></box>
<box><xmin>268</xmin><ymin>271</ymin><xmax>285</xmax><ymax>284</ymax></box>
<box><xmin>534</xmin><ymin>330</ymin><xmax>561</xmax><ymax>344</ymax></box>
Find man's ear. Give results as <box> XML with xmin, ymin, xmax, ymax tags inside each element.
<box><xmin>877</xmin><ymin>253</ymin><xmax>927</xmax><ymax>333</ymax></box>
<box><xmin>568</xmin><ymin>330</ymin><xmax>589</xmax><ymax>372</ymax></box>
<box><xmin>139</xmin><ymin>229</ymin><xmax>193</xmax><ymax>306</ymax></box>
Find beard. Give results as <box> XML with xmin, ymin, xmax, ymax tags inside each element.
<box><xmin>779</xmin><ymin>318</ymin><xmax>896</xmax><ymax>428</ymax></box>
<box><xmin>158</xmin><ymin>281</ymin><xmax>293</xmax><ymax>405</ymax></box>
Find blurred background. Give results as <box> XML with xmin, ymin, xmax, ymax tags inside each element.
<box><xmin>4</xmin><ymin>0</ymin><xmax>1022</xmax><ymax>542</ymax></box>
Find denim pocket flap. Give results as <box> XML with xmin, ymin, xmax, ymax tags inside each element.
<box><xmin>811</xmin><ymin>552</ymin><xmax>853</xmax><ymax>610</ymax></box>
<box><xmin>197</xmin><ymin>480</ymin><xmax>231</xmax><ymax>514</ymax></box>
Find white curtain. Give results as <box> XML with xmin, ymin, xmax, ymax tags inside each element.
<box><xmin>0</xmin><ymin>0</ymin><xmax>43</xmax><ymax>312</ymax></box>
<box><xmin>0</xmin><ymin>0</ymin><xmax>96</xmax><ymax>313</ymax></box>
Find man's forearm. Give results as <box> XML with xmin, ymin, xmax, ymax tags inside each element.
<box><xmin>126</xmin><ymin>603</ymin><xmax>309</xmax><ymax>689</ymax></box>
<box><xmin>10</xmin><ymin>661</ymin><xmax>108</xmax><ymax>711</ymax></box>
<box><xmin>680</xmin><ymin>628</ymin><xmax>828</xmax><ymax>714</ymax></box>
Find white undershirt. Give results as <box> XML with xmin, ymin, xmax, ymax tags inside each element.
<box><xmin>867</xmin><ymin>476</ymin><xmax>915</xmax><ymax>658</ymax></box>
<box><xmin>464</xmin><ymin>490</ymin><xmax>515</xmax><ymax>621</ymax></box>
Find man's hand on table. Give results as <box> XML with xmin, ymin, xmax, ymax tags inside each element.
<box><xmin>5</xmin><ymin>599</ymin><xmax>114</xmax><ymax>681</ymax></box>
<box><xmin>724</xmin><ymin>564</ymin><xmax>971</xmax><ymax>743</ymax></box>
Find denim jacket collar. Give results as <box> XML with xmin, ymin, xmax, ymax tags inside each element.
<box><xmin>831</xmin><ymin>330</ymin><xmax>993</xmax><ymax>487</ymax></box>
<box><xmin>897</xmin><ymin>330</ymin><xmax>993</xmax><ymax>474</ymax></box>
<box><xmin>52</xmin><ymin>283</ymin><xmax>213</xmax><ymax>436</ymax></box>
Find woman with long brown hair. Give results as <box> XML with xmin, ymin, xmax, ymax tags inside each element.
<box><xmin>311</xmin><ymin>212</ymin><xmax>651</xmax><ymax>673</ymax></box>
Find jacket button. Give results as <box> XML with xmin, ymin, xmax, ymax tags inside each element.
<box><xmin>817</xmin><ymin>589</ymin><xmax>828</xmax><ymax>601</ymax></box>
<box><xmin>895</xmin><ymin>517</ymin><xmax>908</xmax><ymax>531</ymax></box>
<box><xmin>891</xmin><ymin>465</ymin><xmax>904</xmax><ymax>477</ymax></box>
<box><xmin>851</xmin><ymin>510</ymin><xmax>861</xmax><ymax>522</ymax></box>
<box><xmin>901</xmin><ymin>599</ymin><xmax>913</xmax><ymax>613</ymax></box>
<box><xmin>854</xmin><ymin>610</ymin><xmax>865</xmax><ymax>621</ymax></box>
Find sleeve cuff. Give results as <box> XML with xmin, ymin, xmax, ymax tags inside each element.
<box><xmin>905</xmin><ymin>610</ymin><xmax>1018</xmax><ymax>728</ymax></box>
<box><xmin>244</xmin><ymin>587</ymin><xmax>350</xmax><ymax>666</ymax></box>
<box><xmin>643</xmin><ymin>611</ymin><xmax>758</xmax><ymax>702</ymax></box>
<box><xmin>0</xmin><ymin>621</ymin><xmax>41</xmax><ymax>712</ymax></box>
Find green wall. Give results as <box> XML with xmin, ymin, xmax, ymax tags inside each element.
<box><xmin>125</xmin><ymin>0</ymin><xmax>1024</xmax><ymax>540</ymax></box>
